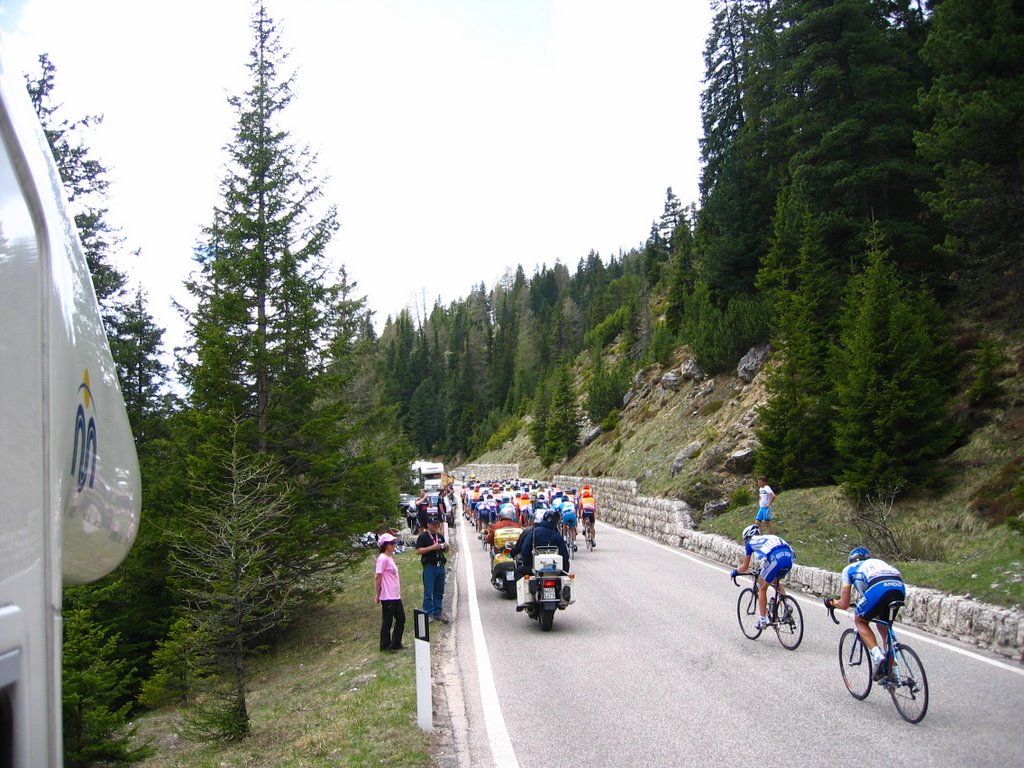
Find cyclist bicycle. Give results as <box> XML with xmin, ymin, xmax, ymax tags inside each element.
<box><xmin>730</xmin><ymin>524</ymin><xmax>795</xmax><ymax>629</ymax></box>
<box><xmin>578</xmin><ymin>484</ymin><xmax>597</xmax><ymax>547</ymax></box>
<box><xmin>826</xmin><ymin>547</ymin><xmax>906</xmax><ymax>680</ymax></box>
<box><xmin>559</xmin><ymin>497</ymin><xmax>578</xmax><ymax>551</ymax></box>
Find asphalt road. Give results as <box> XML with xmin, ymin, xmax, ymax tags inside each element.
<box><xmin>441</xmin><ymin>507</ymin><xmax>1024</xmax><ymax>768</ymax></box>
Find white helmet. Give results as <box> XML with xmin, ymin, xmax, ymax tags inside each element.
<box><xmin>742</xmin><ymin>524</ymin><xmax>760</xmax><ymax>541</ymax></box>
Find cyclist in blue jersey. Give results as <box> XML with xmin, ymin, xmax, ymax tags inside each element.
<box><xmin>826</xmin><ymin>547</ymin><xmax>906</xmax><ymax>680</ymax></box>
<box><xmin>730</xmin><ymin>524</ymin><xmax>795</xmax><ymax>629</ymax></box>
<box><xmin>558</xmin><ymin>497</ymin><xmax>578</xmax><ymax>551</ymax></box>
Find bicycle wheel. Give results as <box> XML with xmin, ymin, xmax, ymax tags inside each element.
<box><xmin>888</xmin><ymin>644</ymin><xmax>929</xmax><ymax>724</ymax></box>
<box><xmin>774</xmin><ymin>595</ymin><xmax>804</xmax><ymax>650</ymax></box>
<box><xmin>838</xmin><ymin>629</ymin><xmax>872</xmax><ymax>699</ymax></box>
<box><xmin>736</xmin><ymin>588</ymin><xmax>762</xmax><ymax>639</ymax></box>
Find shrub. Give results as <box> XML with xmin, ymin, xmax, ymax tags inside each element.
<box><xmin>729</xmin><ymin>487</ymin><xmax>754</xmax><ymax>508</ymax></box>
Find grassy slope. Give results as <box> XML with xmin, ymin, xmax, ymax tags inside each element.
<box><xmin>473</xmin><ymin>347</ymin><xmax>1024</xmax><ymax>609</ymax></box>
<box><xmin>132</xmin><ymin>547</ymin><xmax>436</xmax><ymax>768</ymax></box>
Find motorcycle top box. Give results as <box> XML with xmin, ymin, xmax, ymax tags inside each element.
<box><xmin>491</xmin><ymin>526</ymin><xmax>522</xmax><ymax>552</ymax></box>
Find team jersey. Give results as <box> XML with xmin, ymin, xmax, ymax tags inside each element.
<box><xmin>745</xmin><ymin>534</ymin><xmax>793</xmax><ymax>561</ymax></box>
<box><xmin>842</xmin><ymin>558</ymin><xmax>903</xmax><ymax>598</ymax></box>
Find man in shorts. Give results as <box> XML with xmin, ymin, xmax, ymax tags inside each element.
<box><xmin>826</xmin><ymin>547</ymin><xmax>906</xmax><ymax>680</ymax></box>
<box><xmin>730</xmin><ymin>524</ymin><xmax>795</xmax><ymax>629</ymax></box>
<box><xmin>756</xmin><ymin>475</ymin><xmax>776</xmax><ymax>533</ymax></box>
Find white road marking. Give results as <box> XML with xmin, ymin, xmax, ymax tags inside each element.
<box><xmin>457</xmin><ymin>517</ymin><xmax>520</xmax><ymax>768</ymax></box>
<box><xmin>608</xmin><ymin>521</ymin><xmax>1024</xmax><ymax>676</ymax></box>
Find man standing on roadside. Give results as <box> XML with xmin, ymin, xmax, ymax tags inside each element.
<box><xmin>756</xmin><ymin>475</ymin><xmax>776</xmax><ymax>534</ymax></box>
<box><xmin>414</xmin><ymin>516</ymin><xmax>449</xmax><ymax>624</ymax></box>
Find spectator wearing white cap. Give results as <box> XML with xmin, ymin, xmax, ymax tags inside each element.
<box><xmin>375</xmin><ymin>533</ymin><xmax>406</xmax><ymax>651</ymax></box>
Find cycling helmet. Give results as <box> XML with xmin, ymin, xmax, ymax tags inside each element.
<box><xmin>542</xmin><ymin>508</ymin><xmax>561</xmax><ymax>526</ymax></box>
<box><xmin>848</xmin><ymin>546</ymin><xmax>870</xmax><ymax>563</ymax></box>
<box><xmin>742</xmin><ymin>524</ymin><xmax>760</xmax><ymax>541</ymax></box>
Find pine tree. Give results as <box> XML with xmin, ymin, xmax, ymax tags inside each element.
<box><xmin>697</xmin><ymin>0</ymin><xmax>783</xmax><ymax>299</ymax></box>
<box><xmin>180</xmin><ymin>5</ymin><xmax>395</xmax><ymax>525</ymax></box>
<box><xmin>915</xmin><ymin>0</ymin><xmax>1024</xmax><ymax>310</ymax></box>
<box><xmin>529</xmin><ymin>384</ymin><xmax>551</xmax><ymax>459</ymax></box>
<box><xmin>544</xmin><ymin>364</ymin><xmax>581</xmax><ymax>463</ymax></box>
<box><xmin>168</xmin><ymin>429</ymin><xmax>312</xmax><ymax>739</ymax></box>
<box><xmin>25</xmin><ymin>54</ymin><xmax>126</xmax><ymax>311</ymax></box>
<box><xmin>832</xmin><ymin>226</ymin><xmax>957</xmax><ymax>499</ymax></box>
<box><xmin>62</xmin><ymin>600</ymin><xmax>152</xmax><ymax>766</ymax></box>
<box><xmin>108</xmin><ymin>286</ymin><xmax>169</xmax><ymax>441</ymax></box>
<box><xmin>769</xmin><ymin>0</ymin><xmax>934</xmax><ymax>274</ymax></box>
<box><xmin>756</xmin><ymin>212</ymin><xmax>838</xmax><ymax>488</ymax></box>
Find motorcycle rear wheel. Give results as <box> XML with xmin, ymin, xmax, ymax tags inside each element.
<box><xmin>540</xmin><ymin>608</ymin><xmax>555</xmax><ymax>631</ymax></box>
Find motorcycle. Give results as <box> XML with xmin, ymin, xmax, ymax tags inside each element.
<box><xmin>489</xmin><ymin>525</ymin><xmax>523</xmax><ymax>598</ymax></box>
<box><xmin>515</xmin><ymin>545</ymin><xmax>576</xmax><ymax>631</ymax></box>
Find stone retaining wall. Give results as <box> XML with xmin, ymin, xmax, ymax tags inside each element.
<box><xmin>452</xmin><ymin>463</ymin><xmax>520</xmax><ymax>483</ymax></box>
<box><xmin>556</xmin><ymin>473</ymin><xmax>1024</xmax><ymax>660</ymax></box>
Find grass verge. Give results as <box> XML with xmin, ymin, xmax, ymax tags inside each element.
<box><xmin>701</xmin><ymin>487</ymin><xmax>1024</xmax><ymax>608</ymax></box>
<box><xmin>132</xmin><ymin>546</ymin><xmax>437</xmax><ymax>768</ymax></box>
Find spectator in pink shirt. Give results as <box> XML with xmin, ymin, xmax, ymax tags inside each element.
<box><xmin>375</xmin><ymin>533</ymin><xmax>406</xmax><ymax>651</ymax></box>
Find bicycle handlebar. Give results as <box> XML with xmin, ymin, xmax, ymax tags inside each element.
<box><xmin>731</xmin><ymin>572</ymin><xmax>757</xmax><ymax>587</ymax></box>
<box><xmin>824</xmin><ymin>597</ymin><xmax>840</xmax><ymax>625</ymax></box>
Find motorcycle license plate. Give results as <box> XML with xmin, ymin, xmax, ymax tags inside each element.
<box><xmin>542</xmin><ymin>587</ymin><xmax>556</xmax><ymax>601</ymax></box>
<box><xmin>505</xmin><ymin>571</ymin><xmax>515</xmax><ymax>581</ymax></box>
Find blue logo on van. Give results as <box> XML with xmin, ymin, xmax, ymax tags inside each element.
<box><xmin>71</xmin><ymin>368</ymin><xmax>98</xmax><ymax>492</ymax></box>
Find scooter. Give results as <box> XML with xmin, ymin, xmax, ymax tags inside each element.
<box><xmin>515</xmin><ymin>545</ymin><xmax>576</xmax><ymax>631</ymax></box>
<box><xmin>489</xmin><ymin>525</ymin><xmax>523</xmax><ymax>598</ymax></box>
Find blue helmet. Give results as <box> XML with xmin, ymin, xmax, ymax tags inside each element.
<box><xmin>848</xmin><ymin>546</ymin><xmax>870</xmax><ymax>563</ymax></box>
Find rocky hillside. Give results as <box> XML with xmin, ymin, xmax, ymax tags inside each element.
<box><xmin>479</xmin><ymin>342</ymin><xmax>780</xmax><ymax>517</ymax></box>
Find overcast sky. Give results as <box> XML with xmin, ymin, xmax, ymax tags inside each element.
<box><xmin>1</xmin><ymin>0</ymin><xmax>712</xmax><ymax>355</ymax></box>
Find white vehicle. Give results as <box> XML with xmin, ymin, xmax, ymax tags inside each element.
<box><xmin>418</xmin><ymin>461</ymin><xmax>445</xmax><ymax>492</ymax></box>
<box><xmin>0</xmin><ymin>48</ymin><xmax>142</xmax><ymax>766</ymax></box>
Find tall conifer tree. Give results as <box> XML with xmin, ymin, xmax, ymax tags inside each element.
<box><xmin>180</xmin><ymin>2</ymin><xmax>389</xmax><ymax>575</ymax></box>
<box><xmin>832</xmin><ymin>227</ymin><xmax>957</xmax><ymax>499</ymax></box>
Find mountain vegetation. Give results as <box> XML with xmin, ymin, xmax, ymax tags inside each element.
<box><xmin>25</xmin><ymin>0</ymin><xmax>1024</xmax><ymax>763</ymax></box>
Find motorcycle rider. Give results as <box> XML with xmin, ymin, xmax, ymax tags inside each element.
<box><xmin>512</xmin><ymin>507</ymin><xmax>571</xmax><ymax>578</ymax></box>
<box><xmin>487</xmin><ymin>505</ymin><xmax>520</xmax><ymax>548</ymax></box>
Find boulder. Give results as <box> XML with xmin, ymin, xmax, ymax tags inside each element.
<box><xmin>582</xmin><ymin>426</ymin><xmax>602</xmax><ymax>446</ymax></box>
<box><xmin>737</xmin><ymin>343</ymin><xmax>771</xmax><ymax>382</ymax></box>
<box><xmin>669</xmin><ymin>440</ymin><xmax>704</xmax><ymax>477</ymax></box>
<box><xmin>724</xmin><ymin>447</ymin><xmax>756</xmax><ymax>473</ymax></box>
<box><xmin>680</xmin><ymin>358</ymin><xmax>704</xmax><ymax>381</ymax></box>
<box><xmin>703</xmin><ymin>499</ymin><xmax>729</xmax><ymax>519</ymax></box>
<box><xmin>661</xmin><ymin>370</ymin><xmax>683</xmax><ymax>391</ymax></box>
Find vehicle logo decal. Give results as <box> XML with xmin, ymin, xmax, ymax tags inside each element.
<box><xmin>71</xmin><ymin>368</ymin><xmax>98</xmax><ymax>491</ymax></box>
